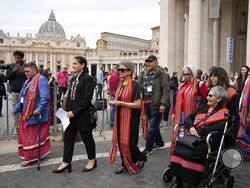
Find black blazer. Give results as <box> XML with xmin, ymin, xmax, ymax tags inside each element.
<box><xmin>65</xmin><ymin>72</ymin><xmax>95</xmax><ymax>131</ymax></box>
<box><xmin>0</xmin><ymin>73</ymin><xmax>7</xmax><ymax>96</ymax></box>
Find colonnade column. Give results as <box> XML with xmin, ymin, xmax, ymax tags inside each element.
<box><xmin>213</xmin><ymin>18</ymin><xmax>220</xmax><ymax>67</ymax></box>
<box><xmin>36</xmin><ymin>53</ymin><xmax>38</xmax><ymax>65</ymax></box>
<box><xmin>187</xmin><ymin>0</ymin><xmax>202</xmax><ymax>68</ymax></box>
<box><xmin>29</xmin><ymin>52</ymin><xmax>32</xmax><ymax>63</ymax></box>
<box><xmin>137</xmin><ymin>63</ymin><xmax>140</xmax><ymax>76</ymax></box>
<box><xmin>53</xmin><ymin>53</ymin><xmax>56</xmax><ymax>73</ymax></box>
<box><xmin>44</xmin><ymin>52</ymin><xmax>47</xmax><ymax>69</ymax></box>
<box><xmin>159</xmin><ymin>0</ymin><xmax>176</xmax><ymax>74</ymax></box>
<box><xmin>246</xmin><ymin>1</ymin><xmax>250</xmax><ymax>67</ymax></box>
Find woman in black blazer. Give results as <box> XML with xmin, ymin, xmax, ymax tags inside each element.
<box><xmin>53</xmin><ymin>56</ymin><xmax>96</xmax><ymax>173</ymax></box>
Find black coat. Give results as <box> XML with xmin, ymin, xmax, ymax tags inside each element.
<box><xmin>0</xmin><ymin>73</ymin><xmax>7</xmax><ymax>96</ymax></box>
<box><xmin>65</xmin><ymin>72</ymin><xmax>95</xmax><ymax>131</ymax></box>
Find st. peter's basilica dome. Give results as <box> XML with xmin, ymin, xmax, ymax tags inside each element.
<box><xmin>38</xmin><ymin>10</ymin><xmax>66</xmax><ymax>41</ymax></box>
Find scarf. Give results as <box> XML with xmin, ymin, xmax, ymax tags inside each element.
<box><xmin>174</xmin><ymin>79</ymin><xmax>199</xmax><ymax>125</ymax></box>
<box><xmin>226</xmin><ymin>87</ymin><xmax>237</xmax><ymax>105</ymax></box>
<box><xmin>21</xmin><ymin>74</ymin><xmax>40</xmax><ymax>121</ymax></box>
<box><xmin>140</xmin><ymin>100</ymin><xmax>149</xmax><ymax>140</ymax></box>
<box><xmin>108</xmin><ymin>77</ymin><xmax>140</xmax><ymax>174</ymax></box>
<box><xmin>194</xmin><ymin>107</ymin><xmax>229</xmax><ymax>129</ymax></box>
<box><xmin>239</xmin><ymin>78</ymin><xmax>250</xmax><ymax>128</ymax></box>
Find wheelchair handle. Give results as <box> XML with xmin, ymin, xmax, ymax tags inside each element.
<box><xmin>224</xmin><ymin>113</ymin><xmax>235</xmax><ymax>122</ymax></box>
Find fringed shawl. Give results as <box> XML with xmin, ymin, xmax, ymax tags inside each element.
<box><xmin>226</xmin><ymin>87</ymin><xmax>237</xmax><ymax>105</ymax></box>
<box><xmin>194</xmin><ymin>107</ymin><xmax>229</xmax><ymax>129</ymax></box>
<box><xmin>21</xmin><ymin>74</ymin><xmax>40</xmax><ymax>121</ymax></box>
<box><xmin>239</xmin><ymin>78</ymin><xmax>250</xmax><ymax>128</ymax></box>
<box><xmin>174</xmin><ymin>79</ymin><xmax>199</xmax><ymax>125</ymax></box>
<box><xmin>140</xmin><ymin>100</ymin><xmax>149</xmax><ymax>140</ymax></box>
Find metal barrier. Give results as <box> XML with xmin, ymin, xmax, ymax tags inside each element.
<box><xmin>0</xmin><ymin>84</ymin><xmax>62</xmax><ymax>139</ymax></box>
<box><xmin>0</xmin><ymin>83</ymin><xmax>176</xmax><ymax>140</ymax></box>
<box><xmin>0</xmin><ymin>94</ymin><xmax>15</xmax><ymax>138</ymax></box>
<box><xmin>0</xmin><ymin>82</ymin><xmax>114</xmax><ymax>140</ymax></box>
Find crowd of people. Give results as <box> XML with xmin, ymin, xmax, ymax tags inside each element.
<box><xmin>0</xmin><ymin>50</ymin><xmax>249</xmax><ymax>187</ymax></box>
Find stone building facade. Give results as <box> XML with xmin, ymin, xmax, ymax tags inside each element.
<box><xmin>0</xmin><ymin>10</ymin><xmax>159</xmax><ymax>77</ymax></box>
<box><xmin>160</xmin><ymin>0</ymin><xmax>250</xmax><ymax>75</ymax></box>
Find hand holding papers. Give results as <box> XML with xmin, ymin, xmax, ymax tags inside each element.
<box><xmin>55</xmin><ymin>108</ymin><xmax>70</xmax><ymax>131</ymax></box>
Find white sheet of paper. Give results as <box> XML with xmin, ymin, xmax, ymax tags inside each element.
<box><xmin>55</xmin><ymin>108</ymin><xmax>70</xmax><ymax>131</ymax></box>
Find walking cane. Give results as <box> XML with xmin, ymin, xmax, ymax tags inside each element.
<box><xmin>36</xmin><ymin>114</ymin><xmax>42</xmax><ymax>171</ymax></box>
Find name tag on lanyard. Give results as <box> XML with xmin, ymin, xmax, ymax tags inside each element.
<box><xmin>147</xmin><ymin>85</ymin><xmax>152</xmax><ymax>92</ymax></box>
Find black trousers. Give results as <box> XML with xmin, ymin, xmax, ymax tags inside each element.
<box><xmin>96</xmin><ymin>83</ymin><xmax>103</xmax><ymax>99</ymax></box>
<box><xmin>0</xmin><ymin>96</ymin><xmax>3</xmax><ymax>114</ymax></box>
<box><xmin>63</xmin><ymin>122</ymin><xmax>96</xmax><ymax>163</ymax></box>
<box><xmin>58</xmin><ymin>87</ymin><xmax>67</xmax><ymax>100</ymax></box>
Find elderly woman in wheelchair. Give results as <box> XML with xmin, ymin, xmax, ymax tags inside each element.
<box><xmin>169</xmin><ymin>86</ymin><xmax>229</xmax><ymax>188</ymax></box>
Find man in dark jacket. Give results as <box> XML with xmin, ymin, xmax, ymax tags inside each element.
<box><xmin>6</xmin><ymin>51</ymin><xmax>26</xmax><ymax>134</ymax></box>
<box><xmin>142</xmin><ymin>55</ymin><xmax>170</xmax><ymax>156</ymax></box>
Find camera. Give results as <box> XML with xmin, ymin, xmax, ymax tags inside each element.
<box><xmin>0</xmin><ymin>60</ymin><xmax>10</xmax><ymax>70</ymax></box>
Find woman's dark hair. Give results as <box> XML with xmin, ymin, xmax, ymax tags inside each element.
<box><xmin>23</xmin><ymin>62</ymin><xmax>38</xmax><ymax>72</ymax></box>
<box><xmin>42</xmin><ymin>68</ymin><xmax>51</xmax><ymax>79</ymax></box>
<box><xmin>236</xmin><ymin>65</ymin><xmax>249</xmax><ymax>87</ymax></box>
<box><xmin>209</xmin><ymin>67</ymin><xmax>230</xmax><ymax>89</ymax></box>
<box><xmin>74</xmin><ymin>56</ymin><xmax>89</xmax><ymax>73</ymax></box>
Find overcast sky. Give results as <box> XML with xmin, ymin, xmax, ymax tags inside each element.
<box><xmin>0</xmin><ymin>0</ymin><xmax>160</xmax><ymax>48</ymax></box>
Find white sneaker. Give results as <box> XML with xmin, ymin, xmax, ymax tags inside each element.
<box><xmin>14</xmin><ymin>127</ymin><xmax>18</xmax><ymax>135</ymax></box>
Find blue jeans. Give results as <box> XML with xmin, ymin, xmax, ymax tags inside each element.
<box><xmin>145</xmin><ymin>104</ymin><xmax>164</xmax><ymax>150</ymax></box>
<box><xmin>109</xmin><ymin>96</ymin><xmax>115</xmax><ymax>127</ymax></box>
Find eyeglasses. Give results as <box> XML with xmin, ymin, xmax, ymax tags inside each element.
<box><xmin>118</xmin><ymin>68</ymin><xmax>131</xmax><ymax>73</ymax></box>
<box><xmin>208</xmin><ymin>94</ymin><xmax>216</xmax><ymax>98</ymax></box>
<box><xmin>183</xmin><ymin>73</ymin><xmax>191</xmax><ymax>76</ymax></box>
<box><xmin>48</xmin><ymin>73</ymin><xmax>52</xmax><ymax>75</ymax></box>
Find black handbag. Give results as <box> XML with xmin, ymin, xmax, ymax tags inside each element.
<box><xmin>89</xmin><ymin>103</ymin><xmax>98</xmax><ymax>123</ymax></box>
<box><xmin>94</xmin><ymin>98</ymin><xmax>107</xmax><ymax>111</ymax></box>
<box><xmin>177</xmin><ymin>135</ymin><xmax>203</xmax><ymax>149</ymax></box>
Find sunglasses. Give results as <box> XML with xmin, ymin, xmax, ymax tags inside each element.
<box><xmin>118</xmin><ymin>68</ymin><xmax>131</xmax><ymax>73</ymax></box>
<box><xmin>48</xmin><ymin>73</ymin><xmax>52</xmax><ymax>75</ymax></box>
<box><xmin>183</xmin><ymin>73</ymin><xmax>191</xmax><ymax>76</ymax></box>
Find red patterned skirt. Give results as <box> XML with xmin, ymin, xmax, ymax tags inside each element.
<box><xmin>18</xmin><ymin>120</ymin><xmax>51</xmax><ymax>162</ymax></box>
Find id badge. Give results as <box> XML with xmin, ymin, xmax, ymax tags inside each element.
<box><xmin>20</xmin><ymin>97</ymin><xmax>24</xmax><ymax>103</ymax></box>
<box><xmin>147</xmin><ymin>85</ymin><xmax>152</xmax><ymax>92</ymax></box>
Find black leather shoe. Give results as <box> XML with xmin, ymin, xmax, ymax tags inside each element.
<box><xmin>136</xmin><ymin>156</ymin><xmax>147</xmax><ymax>169</ymax></box>
<box><xmin>170</xmin><ymin>182</ymin><xmax>183</xmax><ymax>188</ymax></box>
<box><xmin>115</xmin><ymin>166</ymin><xmax>127</xmax><ymax>174</ymax></box>
<box><xmin>52</xmin><ymin>163</ymin><xmax>71</xmax><ymax>173</ymax></box>
<box><xmin>82</xmin><ymin>160</ymin><xmax>97</xmax><ymax>172</ymax></box>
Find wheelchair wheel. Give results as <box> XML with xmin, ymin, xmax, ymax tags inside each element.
<box><xmin>224</xmin><ymin>176</ymin><xmax>234</xmax><ymax>188</ymax></box>
<box><xmin>162</xmin><ymin>167</ymin><xmax>173</xmax><ymax>183</ymax></box>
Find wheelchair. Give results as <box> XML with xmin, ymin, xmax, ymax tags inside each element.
<box><xmin>162</xmin><ymin>115</ymin><xmax>242</xmax><ymax>188</ymax></box>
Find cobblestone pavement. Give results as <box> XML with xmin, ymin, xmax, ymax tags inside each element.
<box><xmin>0</xmin><ymin>125</ymin><xmax>249</xmax><ymax>188</ymax></box>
